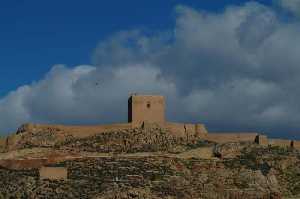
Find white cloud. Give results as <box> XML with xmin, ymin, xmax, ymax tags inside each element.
<box><xmin>0</xmin><ymin>64</ymin><xmax>177</xmax><ymax>134</ymax></box>
<box><xmin>276</xmin><ymin>0</ymin><xmax>300</xmax><ymax>16</ymax></box>
<box><xmin>0</xmin><ymin>2</ymin><xmax>300</xmax><ymax>139</ymax></box>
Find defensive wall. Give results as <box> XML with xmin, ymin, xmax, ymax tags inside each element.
<box><xmin>269</xmin><ymin>139</ymin><xmax>292</xmax><ymax>148</ymax></box>
<box><xmin>254</xmin><ymin>137</ymin><xmax>300</xmax><ymax>150</ymax></box>
<box><xmin>164</xmin><ymin>122</ymin><xmax>207</xmax><ymax>138</ymax></box>
<box><xmin>206</xmin><ymin>133</ymin><xmax>300</xmax><ymax>150</ymax></box>
<box><xmin>205</xmin><ymin>133</ymin><xmax>259</xmax><ymax>144</ymax></box>
<box><xmin>16</xmin><ymin>123</ymin><xmax>133</xmax><ymax>138</ymax></box>
<box><xmin>2</xmin><ymin>94</ymin><xmax>300</xmax><ymax>152</ymax></box>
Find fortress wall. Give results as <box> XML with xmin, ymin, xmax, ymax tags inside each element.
<box><xmin>7</xmin><ymin>123</ymin><xmax>134</xmax><ymax>151</ymax></box>
<box><xmin>61</xmin><ymin>123</ymin><xmax>133</xmax><ymax>138</ymax></box>
<box><xmin>165</xmin><ymin>122</ymin><xmax>190</xmax><ymax>137</ymax></box>
<box><xmin>39</xmin><ymin>166</ymin><xmax>68</xmax><ymax>180</ymax></box>
<box><xmin>269</xmin><ymin>139</ymin><xmax>292</xmax><ymax>147</ymax></box>
<box><xmin>292</xmin><ymin>140</ymin><xmax>300</xmax><ymax>149</ymax></box>
<box><xmin>27</xmin><ymin>123</ymin><xmax>133</xmax><ymax>138</ymax></box>
<box><xmin>205</xmin><ymin>133</ymin><xmax>258</xmax><ymax>144</ymax></box>
<box><xmin>165</xmin><ymin>122</ymin><xmax>207</xmax><ymax>138</ymax></box>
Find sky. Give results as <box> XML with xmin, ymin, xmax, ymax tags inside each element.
<box><xmin>0</xmin><ymin>0</ymin><xmax>300</xmax><ymax>139</ymax></box>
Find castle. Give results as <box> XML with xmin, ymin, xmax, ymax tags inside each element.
<box><xmin>2</xmin><ymin>94</ymin><xmax>300</xmax><ymax>151</ymax></box>
<box><xmin>127</xmin><ymin>94</ymin><xmax>300</xmax><ymax>149</ymax></box>
<box><xmin>0</xmin><ymin>94</ymin><xmax>299</xmax><ymax>182</ymax></box>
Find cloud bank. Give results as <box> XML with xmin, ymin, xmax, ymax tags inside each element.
<box><xmin>276</xmin><ymin>0</ymin><xmax>300</xmax><ymax>16</ymax></box>
<box><xmin>1</xmin><ymin>2</ymin><xmax>300</xmax><ymax>139</ymax></box>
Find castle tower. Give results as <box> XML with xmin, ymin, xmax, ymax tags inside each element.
<box><xmin>128</xmin><ymin>95</ymin><xmax>165</xmax><ymax>125</ymax></box>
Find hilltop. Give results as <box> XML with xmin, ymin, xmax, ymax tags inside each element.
<box><xmin>0</xmin><ymin>124</ymin><xmax>299</xmax><ymax>199</ymax></box>
<box><xmin>0</xmin><ymin>94</ymin><xmax>299</xmax><ymax>199</ymax></box>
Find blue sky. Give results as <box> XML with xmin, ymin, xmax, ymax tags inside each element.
<box><xmin>1</xmin><ymin>0</ymin><xmax>300</xmax><ymax>139</ymax></box>
<box><xmin>0</xmin><ymin>0</ymin><xmax>272</xmax><ymax>97</ymax></box>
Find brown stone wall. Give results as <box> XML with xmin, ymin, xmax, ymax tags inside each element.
<box><xmin>128</xmin><ymin>95</ymin><xmax>165</xmax><ymax>125</ymax></box>
<box><xmin>39</xmin><ymin>166</ymin><xmax>68</xmax><ymax>180</ymax></box>
<box><xmin>269</xmin><ymin>139</ymin><xmax>292</xmax><ymax>148</ymax></box>
<box><xmin>165</xmin><ymin>122</ymin><xmax>207</xmax><ymax>138</ymax></box>
<box><xmin>17</xmin><ymin>123</ymin><xmax>132</xmax><ymax>138</ymax></box>
<box><xmin>205</xmin><ymin>133</ymin><xmax>258</xmax><ymax>144</ymax></box>
<box><xmin>7</xmin><ymin>123</ymin><xmax>133</xmax><ymax>151</ymax></box>
<box><xmin>55</xmin><ymin>123</ymin><xmax>133</xmax><ymax>138</ymax></box>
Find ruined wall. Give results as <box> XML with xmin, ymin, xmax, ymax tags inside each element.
<box><xmin>129</xmin><ymin>95</ymin><xmax>165</xmax><ymax>125</ymax></box>
<box><xmin>16</xmin><ymin>123</ymin><xmax>133</xmax><ymax>138</ymax></box>
<box><xmin>165</xmin><ymin>122</ymin><xmax>207</xmax><ymax>138</ymax></box>
<box><xmin>6</xmin><ymin>123</ymin><xmax>133</xmax><ymax>151</ymax></box>
<box><xmin>39</xmin><ymin>166</ymin><xmax>68</xmax><ymax>180</ymax></box>
<box><xmin>55</xmin><ymin>123</ymin><xmax>133</xmax><ymax>138</ymax></box>
<box><xmin>205</xmin><ymin>133</ymin><xmax>258</xmax><ymax>144</ymax></box>
<box><xmin>269</xmin><ymin>139</ymin><xmax>292</xmax><ymax>148</ymax></box>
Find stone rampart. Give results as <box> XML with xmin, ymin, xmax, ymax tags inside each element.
<box><xmin>205</xmin><ymin>133</ymin><xmax>258</xmax><ymax>144</ymax></box>
<box><xmin>6</xmin><ymin>123</ymin><xmax>133</xmax><ymax>151</ymax></box>
<box><xmin>28</xmin><ymin>123</ymin><xmax>133</xmax><ymax>138</ymax></box>
<box><xmin>39</xmin><ymin>166</ymin><xmax>68</xmax><ymax>180</ymax></box>
<box><xmin>269</xmin><ymin>139</ymin><xmax>292</xmax><ymax>148</ymax></box>
<box><xmin>165</xmin><ymin>122</ymin><xmax>207</xmax><ymax>138</ymax></box>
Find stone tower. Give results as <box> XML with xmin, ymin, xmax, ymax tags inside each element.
<box><xmin>128</xmin><ymin>95</ymin><xmax>165</xmax><ymax>125</ymax></box>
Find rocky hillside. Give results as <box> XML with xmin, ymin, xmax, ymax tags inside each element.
<box><xmin>0</xmin><ymin>125</ymin><xmax>299</xmax><ymax>199</ymax></box>
<box><xmin>8</xmin><ymin>124</ymin><xmax>209</xmax><ymax>153</ymax></box>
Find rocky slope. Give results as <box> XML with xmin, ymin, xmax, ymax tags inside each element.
<box><xmin>0</xmin><ymin>125</ymin><xmax>299</xmax><ymax>199</ymax></box>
